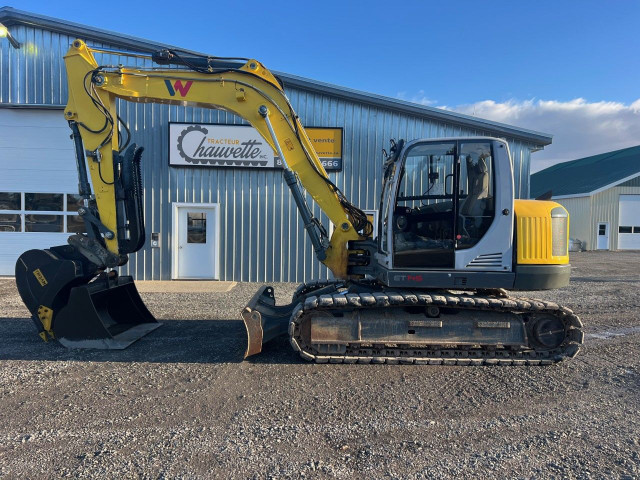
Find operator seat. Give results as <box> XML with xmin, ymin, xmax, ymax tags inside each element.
<box><xmin>460</xmin><ymin>154</ymin><xmax>490</xmax><ymax>217</ymax></box>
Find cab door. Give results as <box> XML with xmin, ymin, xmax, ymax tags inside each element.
<box><xmin>390</xmin><ymin>141</ymin><xmax>457</xmax><ymax>269</ymax></box>
<box><xmin>454</xmin><ymin>140</ymin><xmax>513</xmax><ymax>272</ymax></box>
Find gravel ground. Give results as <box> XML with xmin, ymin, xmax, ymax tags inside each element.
<box><xmin>0</xmin><ymin>251</ymin><xmax>639</xmax><ymax>479</ymax></box>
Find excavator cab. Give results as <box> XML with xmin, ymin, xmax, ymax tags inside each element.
<box><xmin>379</xmin><ymin>138</ymin><xmax>513</xmax><ymax>279</ymax></box>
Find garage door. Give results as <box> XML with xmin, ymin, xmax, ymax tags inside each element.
<box><xmin>0</xmin><ymin>109</ymin><xmax>81</xmax><ymax>275</ymax></box>
<box><xmin>618</xmin><ymin>195</ymin><xmax>640</xmax><ymax>250</ymax></box>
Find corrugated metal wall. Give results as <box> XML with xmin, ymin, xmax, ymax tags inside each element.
<box><xmin>590</xmin><ymin>186</ymin><xmax>640</xmax><ymax>250</ymax></box>
<box><xmin>556</xmin><ymin>183</ymin><xmax>640</xmax><ymax>251</ymax></box>
<box><xmin>1</xmin><ymin>23</ymin><xmax>540</xmax><ymax>281</ymax></box>
<box><xmin>554</xmin><ymin>197</ymin><xmax>592</xmax><ymax>249</ymax></box>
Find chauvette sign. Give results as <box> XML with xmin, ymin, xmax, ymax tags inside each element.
<box><xmin>169</xmin><ymin>123</ymin><xmax>343</xmax><ymax>171</ymax></box>
<box><xmin>169</xmin><ymin>124</ymin><xmax>274</xmax><ymax>168</ymax></box>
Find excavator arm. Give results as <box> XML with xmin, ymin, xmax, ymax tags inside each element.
<box><xmin>63</xmin><ymin>40</ymin><xmax>367</xmax><ymax>279</ymax></box>
<box><xmin>14</xmin><ymin>40</ymin><xmax>369</xmax><ymax>351</ymax></box>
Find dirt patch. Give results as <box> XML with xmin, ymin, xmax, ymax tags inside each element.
<box><xmin>0</xmin><ymin>251</ymin><xmax>639</xmax><ymax>478</ymax></box>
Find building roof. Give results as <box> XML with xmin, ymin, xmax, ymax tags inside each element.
<box><xmin>530</xmin><ymin>145</ymin><xmax>640</xmax><ymax>198</ymax></box>
<box><xmin>0</xmin><ymin>6</ymin><xmax>553</xmax><ymax>147</ymax></box>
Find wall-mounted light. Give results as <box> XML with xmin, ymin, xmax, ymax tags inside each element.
<box><xmin>0</xmin><ymin>23</ymin><xmax>21</xmax><ymax>49</ymax></box>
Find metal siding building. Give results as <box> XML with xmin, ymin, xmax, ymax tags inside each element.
<box><xmin>0</xmin><ymin>8</ymin><xmax>553</xmax><ymax>281</ymax></box>
<box><xmin>531</xmin><ymin>147</ymin><xmax>640</xmax><ymax>251</ymax></box>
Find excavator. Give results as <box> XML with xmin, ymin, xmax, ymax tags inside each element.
<box><xmin>15</xmin><ymin>40</ymin><xmax>583</xmax><ymax>364</ymax></box>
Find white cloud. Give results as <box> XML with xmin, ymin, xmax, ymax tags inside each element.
<box><xmin>397</xmin><ymin>90</ymin><xmax>438</xmax><ymax>107</ymax></box>
<box><xmin>401</xmin><ymin>96</ymin><xmax>640</xmax><ymax>172</ymax></box>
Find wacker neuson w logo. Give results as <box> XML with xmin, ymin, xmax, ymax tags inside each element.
<box><xmin>164</xmin><ymin>79</ymin><xmax>193</xmax><ymax>97</ymax></box>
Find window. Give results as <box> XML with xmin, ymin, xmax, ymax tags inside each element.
<box><xmin>25</xmin><ymin>214</ymin><xmax>63</xmax><ymax>233</ymax></box>
<box><xmin>0</xmin><ymin>212</ymin><xmax>20</xmax><ymax>232</ymax></box>
<box><xmin>619</xmin><ymin>226</ymin><xmax>633</xmax><ymax>234</ymax></box>
<box><xmin>25</xmin><ymin>193</ymin><xmax>63</xmax><ymax>211</ymax></box>
<box><xmin>66</xmin><ymin>194</ymin><xmax>84</xmax><ymax>212</ymax></box>
<box><xmin>0</xmin><ymin>192</ymin><xmax>86</xmax><ymax>234</ymax></box>
<box><xmin>393</xmin><ymin>142</ymin><xmax>456</xmax><ymax>268</ymax></box>
<box><xmin>187</xmin><ymin>212</ymin><xmax>207</xmax><ymax>243</ymax></box>
<box><xmin>67</xmin><ymin>214</ymin><xmax>86</xmax><ymax>233</ymax></box>
<box><xmin>457</xmin><ymin>142</ymin><xmax>495</xmax><ymax>249</ymax></box>
<box><xmin>634</xmin><ymin>227</ymin><xmax>640</xmax><ymax>234</ymax></box>
<box><xmin>0</xmin><ymin>192</ymin><xmax>21</xmax><ymax>232</ymax></box>
<box><xmin>0</xmin><ymin>192</ymin><xmax>20</xmax><ymax>210</ymax></box>
<box><xmin>598</xmin><ymin>225</ymin><xmax>607</xmax><ymax>236</ymax></box>
<box><xmin>379</xmin><ymin>163</ymin><xmax>397</xmax><ymax>252</ymax></box>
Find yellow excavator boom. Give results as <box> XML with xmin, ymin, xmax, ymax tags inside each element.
<box><xmin>64</xmin><ymin>39</ymin><xmax>364</xmax><ymax>279</ymax></box>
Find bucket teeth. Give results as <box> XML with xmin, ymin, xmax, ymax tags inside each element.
<box><xmin>37</xmin><ymin>305</ymin><xmax>54</xmax><ymax>332</ymax></box>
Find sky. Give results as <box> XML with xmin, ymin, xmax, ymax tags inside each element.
<box><xmin>12</xmin><ymin>0</ymin><xmax>640</xmax><ymax>172</ymax></box>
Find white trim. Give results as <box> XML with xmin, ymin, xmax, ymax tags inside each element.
<box><xmin>552</xmin><ymin>172</ymin><xmax>640</xmax><ymax>200</ymax></box>
<box><xmin>171</xmin><ymin>202</ymin><xmax>220</xmax><ymax>280</ymax></box>
<box><xmin>552</xmin><ymin>192</ymin><xmax>591</xmax><ymax>200</ymax></box>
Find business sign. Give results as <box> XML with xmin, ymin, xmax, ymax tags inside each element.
<box><xmin>169</xmin><ymin>123</ymin><xmax>274</xmax><ymax>168</ymax></box>
<box><xmin>305</xmin><ymin>127</ymin><xmax>343</xmax><ymax>171</ymax></box>
<box><xmin>169</xmin><ymin>123</ymin><xmax>343</xmax><ymax>171</ymax></box>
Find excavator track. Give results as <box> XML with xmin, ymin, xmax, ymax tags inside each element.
<box><xmin>291</xmin><ymin>279</ymin><xmax>345</xmax><ymax>303</ymax></box>
<box><xmin>288</xmin><ymin>289</ymin><xmax>583</xmax><ymax>365</ymax></box>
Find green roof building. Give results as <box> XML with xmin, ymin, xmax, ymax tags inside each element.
<box><xmin>531</xmin><ymin>145</ymin><xmax>640</xmax><ymax>251</ymax></box>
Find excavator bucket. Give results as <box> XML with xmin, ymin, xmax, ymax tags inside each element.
<box><xmin>53</xmin><ymin>276</ymin><xmax>160</xmax><ymax>349</ymax></box>
<box><xmin>15</xmin><ymin>246</ymin><xmax>160</xmax><ymax>349</ymax></box>
<box><xmin>241</xmin><ymin>286</ymin><xmax>296</xmax><ymax>358</ymax></box>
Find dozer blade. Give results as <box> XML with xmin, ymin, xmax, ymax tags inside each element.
<box><xmin>15</xmin><ymin>246</ymin><xmax>160</xmax><ymax>349</ymax></box>
<box><xmin>241</xmin><ymin>285</ymin><xmax>297</xmax><ymax>358</ymax></box>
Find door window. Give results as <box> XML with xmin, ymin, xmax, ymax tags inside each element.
<box><xmin>187</xmin><ymin>212</ymin><xmax>207</xmax><ymax>243</ymax></box>
<box><xmin>379</xmin><ymin>164</ymin><xmax>396</xmax><ymax>253</ymax></box>
<box><xmin>0</xmin><ymin>192</ymin><xmax>21</xmax><ymax>232</ymax></box>
<box><xmin>457</xmin><ymin>142</ymin><xmax>495</xmax><ymax>249</ymax></box>
<box><xmin>393</xmin><ymin>142</ymin><xmax>456</xmax><ymax>268</ymax></box>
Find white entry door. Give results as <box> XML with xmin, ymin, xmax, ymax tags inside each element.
<box><xmin>596</xmin><ymin>222</ymin><xmax>609</xmax><ymax>250</ymax></box>
<box><xmin>173</xmin><ymin>203</ymin><xmax>220</xmax><ymax>279</ymax></box>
